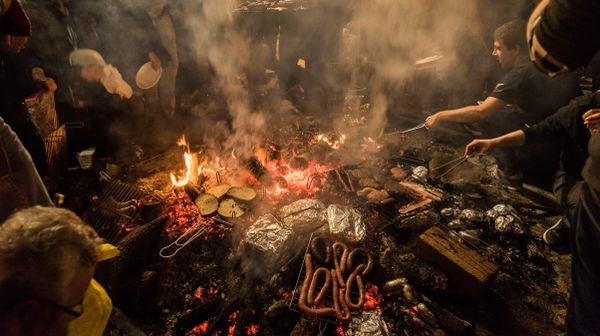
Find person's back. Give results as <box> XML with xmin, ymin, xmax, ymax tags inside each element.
<box><xmin>492</xmin><ymin>58</ymin><xmax>582</xmax><ymax>126</ymax></box>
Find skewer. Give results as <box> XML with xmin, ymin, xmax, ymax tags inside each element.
<box><xmin>334</xmin><ymin>169</ymin><xmax>351</xmax><ymax>192</ymax></box>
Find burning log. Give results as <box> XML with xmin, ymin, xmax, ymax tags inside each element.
<box><xmin>245</xmin><ymin>156</ymin><xmax>272</xmax><ymax>186</ymax></box>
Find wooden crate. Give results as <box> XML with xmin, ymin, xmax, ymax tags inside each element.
<box><xmin>414</xmin><ymin>226</ymin><xmax>498</xmax><ymax>299</ymax></box>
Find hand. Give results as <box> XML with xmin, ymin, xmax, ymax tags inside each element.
<box><xmin>425</xmin><ymin>112</ymin><xmax>443</xmax><ymax>131</ymax></box>
<box><xmin>148</xmin><ymin>51</ymin><xmax>162</xmax><ymax>70</ymax></box>
<box><xmin>583</xmin><ymin>108</ymin><xmax>600</xmax><ymax>134</ymax></box>
<box><xmin>31</xmin><ymin>68</ymin><xmax>58</xmax><ymax>92</ymax></box>
<box><xmin>465</xmin><ymin>139</ymin><xmax>495</xmax><ymax>156</ymax></box>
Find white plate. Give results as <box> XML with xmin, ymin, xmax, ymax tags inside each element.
<box><xmin>135</xmin><ymin>62</ymin><xmax>163</xmax><ymax>90</ymax></box>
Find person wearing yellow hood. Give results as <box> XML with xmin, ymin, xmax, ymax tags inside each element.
<box><xmin>0</xmin><ymin>206</ymin><xmax>117</xmax><ymax>336</ymax></box>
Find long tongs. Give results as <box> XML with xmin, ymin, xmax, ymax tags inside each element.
<box><xmin>387</xmin><ymin>122</ymin><xmax>428</xmax><ymax>136</ymax></box>
<box><xmin>430</xmin><ymin>155</ymin><xmax>469</xmax><ymax>178</ymax></box>
<box><xmin>159</xmin><ymin>217</ymin><xmax>234</xmax><ymax>258</ymax></box>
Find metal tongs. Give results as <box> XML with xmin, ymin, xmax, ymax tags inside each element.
<box><xmin>430</xmin><ymin>155</ymin><xmax>469</xmax><ymax>178</ymax></box>
<box><xmin>387</xmin><ymin>122</ymin><xmax>428</xmax><ymax>136</ymax></box>
<box><xmin>159</xmin><ymin>217</ymin><xmax>234</xmax><ymax>258</ymax></box>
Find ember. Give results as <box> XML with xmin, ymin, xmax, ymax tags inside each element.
<box><xmin>194</xmin><ymin>284</ymin><xmax>221</xmax><ymax>303</ymax></box>
<box><xmin>261</xmin><ymin>159</ymin><xmax>333</xmax><ymax>197</ymax></box>
<box><xmin>187</xmin><ymin>320</ymin><xmax>211</xmax><ymax>336</ymax></box>
<box><xmin>363</xmin><ymin>283</ymin><xmax>383</xmax><ymax>312</ymax></box>
<box><xmin>245</xmin><ymin>323</ymin><xmax>260</xmax><ymax>335</ymax></box>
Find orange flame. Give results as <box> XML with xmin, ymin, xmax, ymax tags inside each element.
<box><xmin>170</xmin><ymin>134</ymin><xmax>201</xmax><ymax>187</ymax></box>
<box><xmin>170</xmin><ymin>152</ymin><xmax>194</xmax><ymax>187</ymax></box>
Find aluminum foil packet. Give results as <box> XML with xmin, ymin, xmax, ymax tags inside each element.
<box><xmin>245</xmin><ymin>214</ymin><xmax>292</xmax><ymax>254</ymax></box>
<box><xmin>459</xmin><ymin>209</ymin><xmax>486</xmax><ymax>223</ymax></box>
<box><xmin>346</xmin><ymin>311</ymin><xmax>390</xmax><ymax>336</ymax></box>
<box><xmin>326</xmin><ymin>204</ymin><xmax>366</xmax><ymax>243</ymax></box>
<box><xmin>282</xmin><ymin>208</ymin><xmax>327</xmax><ymax>232</ymax></box>
<box><xmin>490</xmin><ymin>204</ymin><xmax>517</xmax><ymax>217</ymax></box>
<box><xmin>278</xmin><ymin>199</ymin><xmax>325</xmax><ymax>218</ymax></box>
<box><xmin>412</xmin><ymin>166</ymin><xmax>429</xmax><ymax>182</ymax></box>
<box><xmin>440</xmin><ymin>207</ymin><xmax>460</xmax><ymax>219</ymax></box>
<box><xmin>494</xmin><ymin>215</ymin><xmax>525</xmax><ymax>236</ymax></box>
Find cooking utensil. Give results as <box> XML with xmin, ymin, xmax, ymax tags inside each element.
<box><xmin>430</xmin><ymin>155</ymin><xmax>469</xmax><ymax>179</ymax></box>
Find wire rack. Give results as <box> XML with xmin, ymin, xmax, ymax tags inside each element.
<box><xmin>83</xmin><ymin>175</ymin><xmax>160</xmax><ymax>243</ymax></box>
<box><xmin>43</xmin><ymin>124</ymin><xmax>67</xmax><ymax>177</ymax></box>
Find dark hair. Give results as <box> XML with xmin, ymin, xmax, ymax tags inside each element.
<box><xmin>494</xmin><ymin>20</ymin><xmax>527</xmax><ymax>52</ymax></box>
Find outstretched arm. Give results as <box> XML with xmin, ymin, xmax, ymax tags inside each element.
<box><xmin>465</xmin><ymin>130</ymin><xmax>526</xmax><ymax>156</ymax></box>
<box><xmin>426</xmin><ymin>96</ymin><xmax>507</xmax><ymax>130</ymax></box>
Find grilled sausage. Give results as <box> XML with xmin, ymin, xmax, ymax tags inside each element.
<box><xmin>307</xmin><ymin>267</ymin><xmax>331</xmax><ymax>307</ymax></box>
<box><xmin>333</xmin><ymin>241</ymin><xmax>349</xmax><ymax>273</ymax></box>
<box><xmin>345</xmin><ymin>264</ymin><xmax>366</xmax><ymax>310</ymax></box>
<box><xmin>310</xmin><ymin>236</ymin><xmax>332</xmax><ymax>266</ymax></box>
<box><xmin>346</xmin><ymin>248</ymin><xmax>373</xmax><ymax>276</ymax></box>
<box><xmin>299</xmin><ymin>254</ymin><xmax>336</xmax><ymax>316</ymax></box>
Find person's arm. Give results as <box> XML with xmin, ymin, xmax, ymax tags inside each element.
<box><xmin>426</xmin><ymin>96</ymin><xmax>507</xmax><ymax>130</ymax></box>
<box><xmin>465</xmin><ymin>130</ymin><xmax>525</xmax><ymax>155</ymax></box>
<box><xmin>583</xmin><ymin>108</ymin><xmax>600</xmax><ymax>134</ymax></box>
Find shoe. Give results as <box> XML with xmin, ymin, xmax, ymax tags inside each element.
<box><xmin>543</xmin><ymin>218</ymin><xmax>570</xmax><ymax>252</ymax></box>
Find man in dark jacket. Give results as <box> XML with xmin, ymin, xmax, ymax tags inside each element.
<box><xmin>426</xmin><ymin>20</ymin><xmax>581</xmax><ymax>188</ymax></box>
<box><xmin>0</xmin><ymin>0</ymin><xmax>56</xmax><ymax>176</ymax></box>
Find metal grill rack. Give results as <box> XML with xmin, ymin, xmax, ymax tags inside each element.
<box><xmin>83</xmin><ymin>175</ymin><xmax>157</xmax><ymax>243</ymax></box>
<box><xmin>43</xmin><ymin>124</ymin><xmax>67</xmax><ymax>177</ymax></box>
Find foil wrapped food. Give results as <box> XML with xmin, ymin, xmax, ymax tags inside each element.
<box><xmin>326</xmin><ymin>204</ymin><xmax>366</xmax><ymax>243</ymax></box>
<box><xmin>278</xmin><ymin>199</ymin><xmax>325</xmax><ymax>218</ymax></box>
<box><xmin>412</xmin><ymin>166</ymin><xmax>429</xmax><ymax>182</ymax></box>
<box><xmin>282</xmin><ymin>209</ymin><xmax>327</xmax><ymax>233</ymax></box>
<box><xmin>245</xmin><ymin>214</ymin><xmax>292</xmax><ymax>254</ymax></box>
<box><xmin>459</xmin><ymin>209</ymin><xmax>486</xmax><ymax>223</ymax></box>
<box><xmin>346</xmin><ymin>311</ymin><xmax>390</xmax><ymax>336</ymax></box>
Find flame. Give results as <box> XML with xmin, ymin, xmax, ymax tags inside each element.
<box><xmin>177</xmin><ymin>134</ymin><xmax>188</xmax><ymax>147</ymax></box>
<box><xmin>170</xmin><ymin>152</ymin><xmax>194</xmax><ymax>187</ymax></box>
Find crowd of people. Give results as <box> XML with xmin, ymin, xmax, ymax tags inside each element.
<box><xmin>0</xmin><ymin>0</ymin><xmax>598</xmax><ymax>335</ymax></box>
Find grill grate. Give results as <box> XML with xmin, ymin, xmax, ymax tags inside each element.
<box><xmin>43</xmin><ymin>124</ymin><xmax>67</xmax><ymax>177</ymax></box>
<box><xmin>83</xmin><ymin>177</ymin><xmax>154</xmax><ymax>243</ymax></box>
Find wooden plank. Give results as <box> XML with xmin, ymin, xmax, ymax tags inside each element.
<box><xmin>414</xmin><ymin>226</ymin><xmax>498</xmax><ymax>299</ymax></box>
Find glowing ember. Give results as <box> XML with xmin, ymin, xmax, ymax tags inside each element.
<box><xmin>194</xmin><ymin>284</ymin><xmax>221</xmax><ymax>303</ymax></box>
<box><xmin>187</xmin><ymin>320</ymin><xmax>210</xmax><ymax>336</ymax></box>
<box><xmin>227</xmin><ymin>311</ymin><xmax>239</xmax><ymax>336</ymax></box>
<box><xmin>260</xmin><ymin>160</ymin><xmax>333</xmax><ymax>197</ymax></box>
<box><xmin>336</xmin><ymin>324</ymin><xmax>345</xmax><ymax>336</ymax></box>
<box><xmin>246</xmin><ymin>324</ymin><xmax>260</xmax><ymax>335</ymax></box>
<box><xmin>314</xmin><ymin>133</ymin><xmax>346</xmax><ymax>149</ymax></box>
<box><xmin>277</xmin><ymin>287</ymin><xmax>291</xmax><ymax>300</ymax></box>
<box><xmin>165</xmin><ymin>191</ymin><xmax>230</xmax><ymax>238</ymax></box>
<box><xmin>363</xmin><ymin>283</ymin><xmax>383</xmax><ymax>312</ymax></box>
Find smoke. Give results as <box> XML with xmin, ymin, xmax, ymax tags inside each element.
<box><xmin>21</xmin><ymin>0</ymin><xmax>533</xmax><ymax>158</ymax></box>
